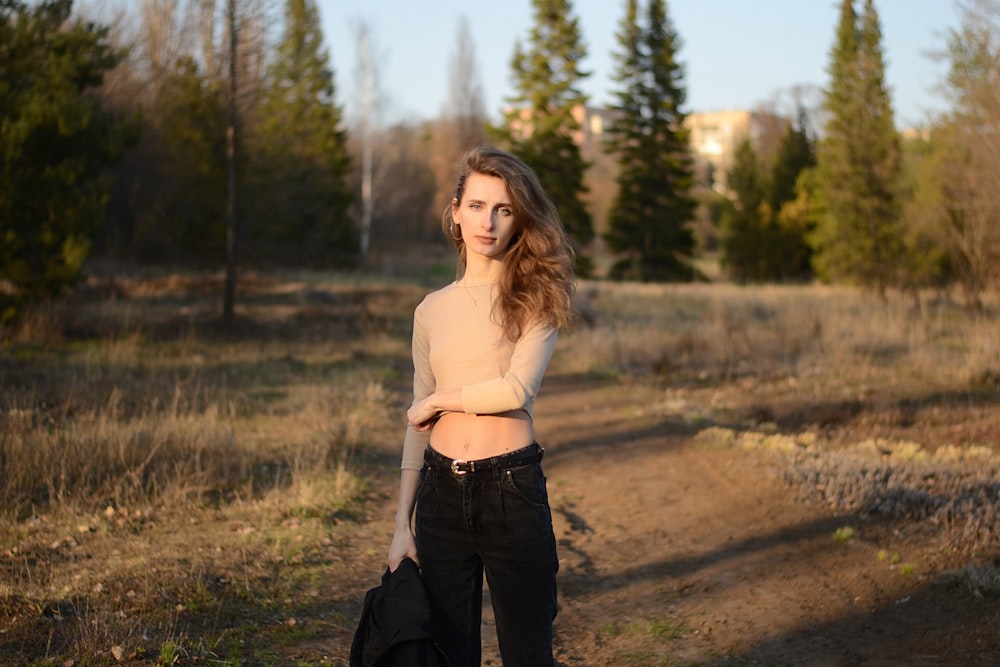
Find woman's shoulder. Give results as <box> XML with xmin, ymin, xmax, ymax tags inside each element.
<box><xmin>415</xmin><ymin>281</ymin><xmax>460</xmax><ymax>313</ymax></box>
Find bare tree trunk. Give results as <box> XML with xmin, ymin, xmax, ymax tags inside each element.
<box><xmin>357</xmin><ymin>23</ymin><xmax>374</xmax><ymax>267</ymax></box>
<box><xmin>446</xmin><ymin>15</ymin><xmax>487</xmax><ymax>150</ymax></box>
<box><xmin>223</xmin><ymin>0</ymin><xmax>238</xmax><ymax>325</ymax></box>
<box><xmin>198</xmin><ymin>0</ymin><xmax>217</xmax><ymax>78</ymax></box>
<box><xmin>140</xmin><ymin>0</ymin><xmax>184</xmax><ymax>107</ymax></box>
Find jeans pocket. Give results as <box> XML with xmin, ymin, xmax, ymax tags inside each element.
<box><xmin>416</xmin><ymin>465</ymin><xmax>436</xmax><ymax>519</ymax></box>
<box><xmin>502</xmin><ymin>464</ymin><xmax>549</xmax><ymax>509</ymax></box>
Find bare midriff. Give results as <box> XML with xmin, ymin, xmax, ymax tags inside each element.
<box><xmin>429</xmin><ymin>410</ymin><xmax>535</xmax><ymax>461</ymax></box>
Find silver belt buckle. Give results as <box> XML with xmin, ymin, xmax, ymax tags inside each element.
<box><xmin>450</xmin><ymin>459</ymin><xmax>469</xmax><ymax>476</ymax></box>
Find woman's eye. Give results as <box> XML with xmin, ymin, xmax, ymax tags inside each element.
<box><xmin>498</xmin><ymin>207</ymin><xmax>512</xmax><ymax>216</ymax></box>
<box><xmin>468</xmin><ymin>202</ymin><xmax>482</xmax><ymax>210</ymax></box>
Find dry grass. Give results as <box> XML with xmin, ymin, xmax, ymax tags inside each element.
<box><xmin>561</xmin><ymin>281</ymin><xmax>1000</xmax><ymax>392</ymax></box>
<box><xmin>2</xmin><ymin>271</ymin><xmax>998</xmax><ymax>664</ymax></box>
<box><xmin>1</xmin><ymin>270</ymin><xmax>423</xmax><ymax>664</ymax></box>
<box><xmin>1</xmin><ymin>292</ymin><xmax>410</xmax><ymax>516</ymax></box>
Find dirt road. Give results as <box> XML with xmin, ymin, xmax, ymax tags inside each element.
<box><xmin>466</xmin><ymin>373</ymin><xmax>999</xmax><ymax>666</ymax></box>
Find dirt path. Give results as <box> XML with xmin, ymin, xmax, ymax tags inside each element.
<box><xmin>335</xmin><ymin>373</ymin><xmax>998</xmax><ymax>666</ymax></box>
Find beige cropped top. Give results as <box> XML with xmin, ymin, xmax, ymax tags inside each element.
<box><xmin>399</xmin><ymin>279</ymin><xmax>558</xmax><ymax>470</ymax></box>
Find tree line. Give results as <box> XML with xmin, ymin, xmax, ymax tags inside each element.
<box><xmin>2</xmin><ymin>0</ymin><xmax>999</xmax><ymax>323</ymax></box>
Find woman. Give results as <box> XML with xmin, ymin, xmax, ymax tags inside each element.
<box><xmin>387</xmin><ymin>144</ymin><xmax>576</xmax><ymax>666</ymax></box>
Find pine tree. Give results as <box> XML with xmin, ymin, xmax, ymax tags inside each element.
<box><xmin>813</xmin><ymin>0</ymin><xmax>902</xmax><ymax>294</ymax></box>
<box><xmin>137</xmin><ymin>56</ymin><xmax>229</xmax><ymax>262</ymax></box>
<box><xmin>768</xmin><ymin>108</ymin><xmax>816</xmax><ymax>280</ymax></box>
<box><xmin>720</xmin><ymin>108</ymin><xmax>816</xmax><ymax>283</ymax></box>
<box><xmin>248</xmin><ymin>0</ymin><xmax>353</xmax><ymax>266</ymax></box>
<box><xmin>491</xmin><ymin>0</ymin><xmax>593</xmax><ymax>275</ymax></box>
<box><xmin>603</xmin><ymin>0</ymin><xmax>696</xmax><ymax>281</ymax></box>
<box><xmin>770</xmin><ymin>107</ymin><xmax>816</xmax><ymax>215</ymax></box>
<box><xmin>720</xmin><ymin>139</ymin><xmax>769</xmax><ymax>282</ymax></box>
<box><xmin>0</xmin><ymin>0</ymin><xmax>136</xmax><ymax>320</ymax></box>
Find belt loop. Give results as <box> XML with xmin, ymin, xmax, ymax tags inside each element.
<box><xmin>498</xmin><ymin>471</ymin><xmax>506</xmax><ymax>515</ymax></box>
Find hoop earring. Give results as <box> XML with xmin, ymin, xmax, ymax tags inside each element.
<box><xmin>449</xmin><ymin>220</ymin><xmax>463</xmax><ymax>241</ymax></box>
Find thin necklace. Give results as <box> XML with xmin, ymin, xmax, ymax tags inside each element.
<box><xmin>458</xmin><ymin>280</ymin><xmax>493</xmax><ymax>308</ymax></box>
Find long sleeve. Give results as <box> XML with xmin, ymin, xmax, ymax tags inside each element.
<box><xmin>460</xmin><ymin>323</ymin><xmax>557</xmax><ymax>415</ymax></box>
<box><xmin>400</xmin><ymin>301</ymin><xmax>433</xmax><ymax>471</ymax></box>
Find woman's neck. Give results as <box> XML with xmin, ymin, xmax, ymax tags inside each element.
<box><xmin>462</xmin><ymin>256</ymin><xmax>504</xmax><ymax>284</ymax></box>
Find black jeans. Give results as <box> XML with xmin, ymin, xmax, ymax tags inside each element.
<box><xmin>415</xmin><ymin>443</ymin><xmax>558</xmax><ymax>667</ymax></box>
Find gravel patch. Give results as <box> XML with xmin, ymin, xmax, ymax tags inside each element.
<box><xmin>696</xmin><ymin>427</ymin><xmax>1000</xmax><ymax>554</ymax></box>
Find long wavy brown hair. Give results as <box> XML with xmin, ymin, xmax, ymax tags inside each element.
<box><xmin>443</xmin><ymin>145</ymin><xmax>576</xmax><ymax>342</ymax></box>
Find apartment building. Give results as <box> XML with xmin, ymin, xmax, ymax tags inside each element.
<box><xmin>508</xmin><ymin>105</ymin><xmax>788</xmax><ymax>196</ymax></box>
<box><xmin>684</xmin><ymin>109</ymin><xmax>789</xmax><ymax>194</ymax></box>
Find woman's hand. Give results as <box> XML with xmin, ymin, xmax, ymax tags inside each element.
<box><xmin>406</xmin><ymin>396</ymin><xmax>440</xmax><ymax>431</ymax></box>
<box><xmin>407</xmin><ymin>389</ymin><xmax>463</xmax><ymax>430</ymax></box>
<box><xmin>388</xmin><ymin>524</ymin><xmax>418</xmax><ymax>572</ymax></box>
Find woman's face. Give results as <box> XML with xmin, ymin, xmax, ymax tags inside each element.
<box><xmin>454</xmin><ymin>172</ymin><xmax>518</xmax><ymax>260</ymax></box>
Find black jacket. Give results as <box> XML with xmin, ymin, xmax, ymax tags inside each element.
<box><xmin>350</xmin><ymin>558</ymin><xmax>450</xmax><ymax>667</ymax></box>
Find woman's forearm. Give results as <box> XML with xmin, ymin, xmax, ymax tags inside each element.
<box><xmin>394</xmin><ymin>468</ymin><xmax>422</xmax><ymax>528</ymax></box>
<box><xmin>429</xmin><ymin>388</ymin><xmax>463</xmax><ymax>413</ymax></box>
<box><xmin>408</xmin><ymin>388</ymin><xmax>464</xmax><ymax>428</ymax></box>
<box><xmin>389</xmin><ymin>468</ymin><xmax>422</xmax><ymax>570</ymax></box>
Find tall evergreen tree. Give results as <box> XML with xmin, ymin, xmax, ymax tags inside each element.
<box><xmin>248</xmin><ymin>0</ymin><xmax>353</xmax><ymax>265</ymax></box>
<box><xmin>604</xmin><ymin>0</ymin><xmax>696</xmax><ymax>281</ymax></box>
<box><xmin>720</xmin><ymin>139</ymin><xmax>769</xmax><ymax>282</ymax></box>
<box><xmin>134</xmin><ymin>56</ymin><xmax>228</xmax><ymax>262</ymax></box>
<box><xmin>813</xmin><ymin>0</ymin><xmax>902</xmax><ymax>294</ymax></box>
<box><xmin>491</xmin><ymin>0</ymin><xmax>593</xmax><ymax>275</ymax></box>
<box><xmin>768</xmin><ymin>108</ymin><xmax>817</xmax><ymax>280</ymax></box>
<box><xmin>720</xmin><ymin>108</ymin><xmax>816</xmax><ymax>283</ymax></box>
<box><xmin>770</xmin><ymin>107</ymin><xmax>816</xmax><ymax>215</ymax></box>
<box><xmin>0</xmin><ymin>0</ymin><xmax>136</xmax><ymax>319</ymax></box>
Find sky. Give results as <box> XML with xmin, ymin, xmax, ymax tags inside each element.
<box><xmin>316</xmin><ymin>0</ymin><xmax>960</xmax><ymax>130</ymax></box>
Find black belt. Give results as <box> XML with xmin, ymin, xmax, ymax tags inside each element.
<box><xmin>425</xmin><ymin>443</ymin><xmax>543</xmax><ymax>477</ymax></box>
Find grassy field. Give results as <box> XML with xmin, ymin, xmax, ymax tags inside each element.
<box><xmin>2</xmin><ymin>269</ymin><xmax>998</xmax><ymax>664</ymax></box>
